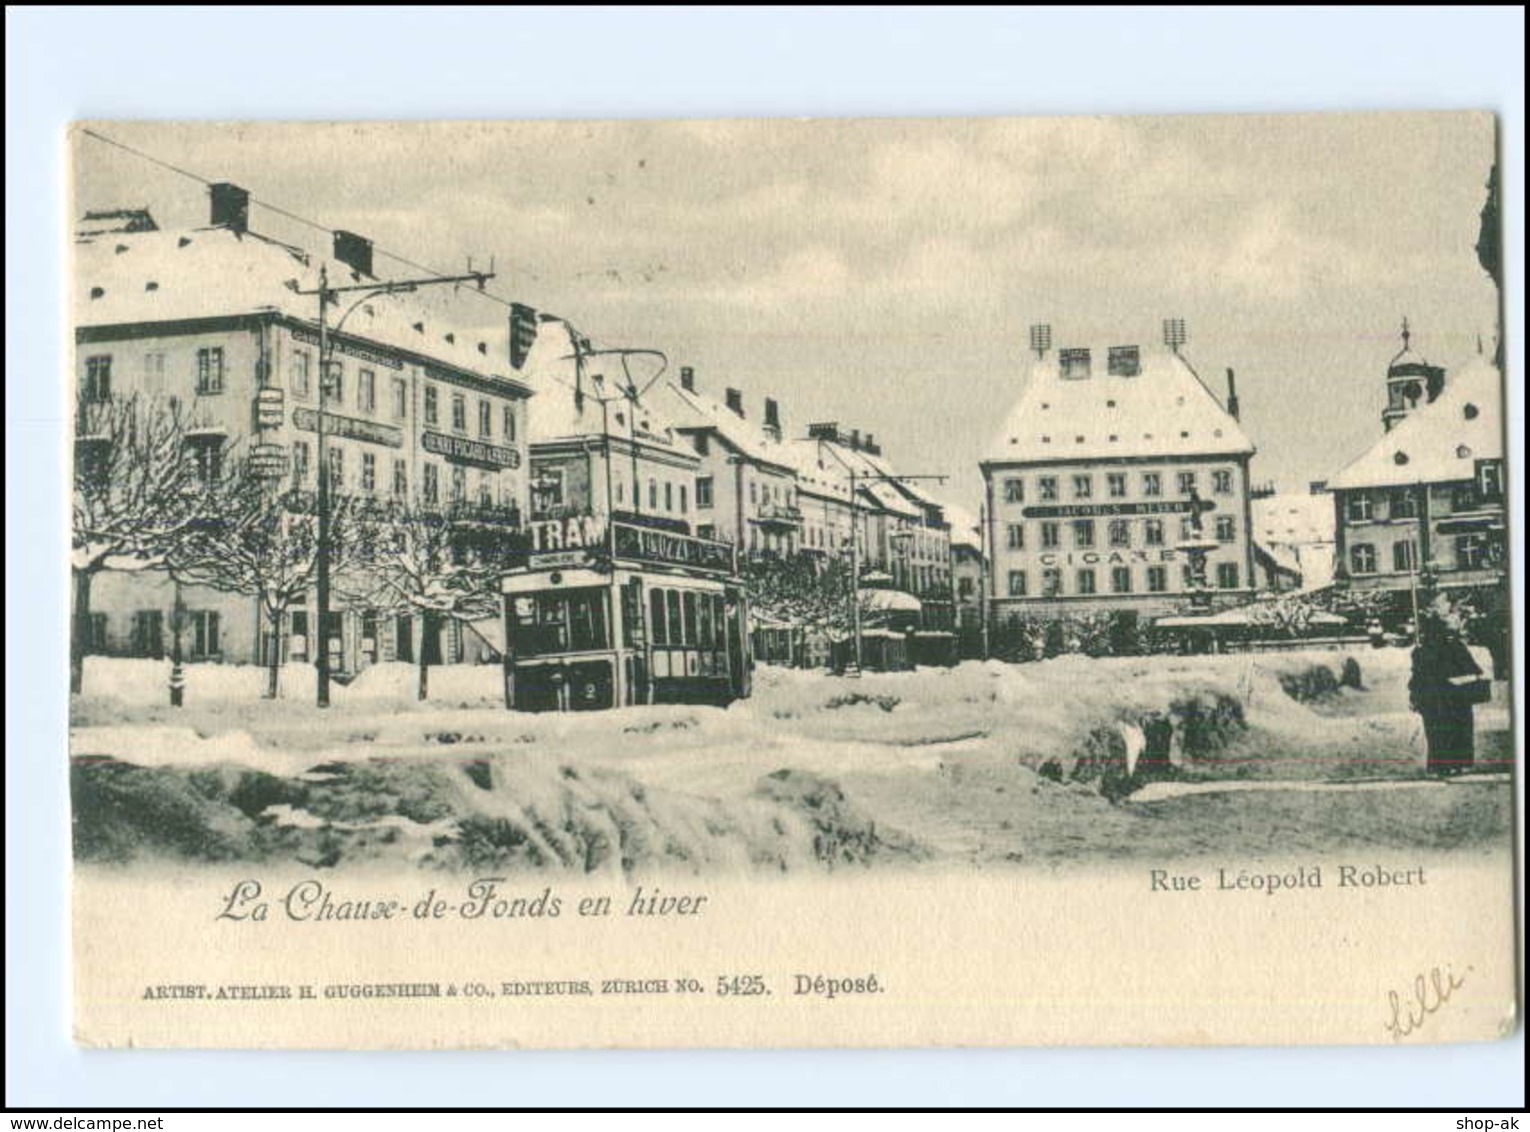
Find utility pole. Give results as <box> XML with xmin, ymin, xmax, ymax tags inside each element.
<box><xmin>297</xmin><ymin>265</ymin><xmax>493</xmax><ymax>707</ymax></box>
<box><xmin>844</xmin><ymin>467</ymin><xmax>947</xmax><ymax>676</ymax></box>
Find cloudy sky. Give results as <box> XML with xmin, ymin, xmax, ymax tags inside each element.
<box><xmin>74</xmin><ymin>113</ymin><xmax>1500</xmax><ymax>511</ymax></box>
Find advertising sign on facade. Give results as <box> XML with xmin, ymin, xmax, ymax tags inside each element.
<box><xmin>292</xmin><ymin>407</ymin><xmax>404</xmax><ymax>448</ymax></box>
<box><xmin>1022</xmin><ymin>499</ymin><xmax>1211</xmax><ymax>520</ymax></box>
<box><xmin>421</xmin><ymin>430</ymin><xmax>521</xmax><ymax>470</ymax></box>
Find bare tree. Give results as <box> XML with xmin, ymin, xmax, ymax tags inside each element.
<box><xmin>341</xmin><ymin>503</ymin><xmax>503</xmax><ymax>701</ymax></box>
<box><xmin>71</xmin><ymin>393</ymin><xmax>207</xmax><ymax>693</ymax></box>
<box><xmin>1244</xmin><ymin>594</ymin><xmax>1319</xmax><ymax>639</ymax></box>
<box><xmin>171</xmin><ymin>465</ymin><xmax>356</xmax><ymax>699</ymax></box>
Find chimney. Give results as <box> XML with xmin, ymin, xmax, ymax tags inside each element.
<box><xmin>680</xmin><ymin>366</ymin><xmax>696</xmax><ymax>392</ymax></box>
<box><xmin>808</xmin><ymin>422</ymin><xmax>839</xmax><ymax>441</ymax></box>
<box><xmin>1225</xmin><ymin>367</ymin><xmax>1240</xmax><ymax>421</ymax></box>
<box><xmin>864</xmin><ymin>432</ymin><xmax>878</xmax><ymax>455</ymax></box>
<box><xmin>763</xmin><ymin>397</ymin><xmax>781</xmax><ymax>439</ymax></box>
<box><xmin>333</xmin><ymin>229</ymin><xmax>374</xmax><ymax>277</ymax></box>
<box><xmin>1309</xmin><ymin>480</ymin><xmax>1328</xmax><ymax>495</ymax></box>
<box><xmin>208</xmin><ymin>183</ymin><xmax>250</xmax><ymax>234</ymax></box>
<box><xmin>1163</xmin><ymin>317</ymin><xmax>1188</xmax><ymax>354</ymax></box>
<box><xmin>849</xmin><ymin>428</ymin><xmax>860</xmax><ymax>450</ymax></box>
<box><xmin>725</xmin><ymin>387</ymin><xmax>744</xmax><ymax>417</ymax></box>
<box><xmin>1029</xmin><ymin>323</ymin><xmax>1052</xmax><ymax>359</ymax></box>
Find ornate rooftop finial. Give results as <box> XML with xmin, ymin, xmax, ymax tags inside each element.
<box><xmin>1400</xmin><ymin>316</ymin><xmax>1411</xmax><ymax>352</ymax></box>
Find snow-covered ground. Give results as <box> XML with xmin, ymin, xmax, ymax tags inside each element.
<box><xmin>70</xmin><ymin>649</ymin><xmax>1515</xmax><ymax>873</ymax></box>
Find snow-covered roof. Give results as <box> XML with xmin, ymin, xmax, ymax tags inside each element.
<box><xmin>1252</xmin><ymin>492</ymin><xmax>1336</xmax><ymax>547</ymax></box>
<box><xmin>985</xmin><ymin>345</ymin><xmax>1254</xmax><ymax>464</ymax></box>
<box><xmin>783</xmin><ymin>438</ymin><xmax>856</xmax><ymax>504</ymax></box>
<box><xmin>74</xmin><ymin>226</ymin><xmax>525</xmax><ymax>388</ymax></box>
<box><xmin>1328</xmin><ymin>359</ymin><xmax>1504</xmax><ymax>490</ymax></box>
<box><xmin>657</xmin><ymin>381</ymin><xmax>794</xmax><ymax>472</ymax></box>
<box><xmin>1157</xmin><ymin>604</ymin><xmax>1347</xmax><ymax>629</ymax></box>
<box><xmin>518</xmin><ymin>317</ymin><xmax>690</xmax><ymax>452</ymax></box>
<box><xmin>860</xmin><ymin>589</ymin><xmax>922</xmax><ymax>613</ymax></box>
<box><xmin>944</xmin><ymin>503</ymin><xmax>982</xmax><ymax>551</ymax></box>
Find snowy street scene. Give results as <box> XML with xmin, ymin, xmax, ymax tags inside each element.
<box><xmin>69</xmin><ymin>114</ymin><xmax>1514</xmax><ymax>877</ymax></box>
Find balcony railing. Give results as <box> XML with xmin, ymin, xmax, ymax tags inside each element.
<box><xmin>755</xmin><ymin>501</ymin><xmax>804</xmax><ymax>527</ymax></box>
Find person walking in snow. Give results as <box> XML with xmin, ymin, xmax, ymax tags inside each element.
<box><xmin>1408</xmin><ymin>614</ymin><xmax>1486</xmax><ymax>776</ymax></box>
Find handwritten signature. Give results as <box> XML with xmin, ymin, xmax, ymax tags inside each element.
<box><xmin>1383</xmin><ymin>964</ymin><xmax>1470</xmax><ymax>1041</ymax></box>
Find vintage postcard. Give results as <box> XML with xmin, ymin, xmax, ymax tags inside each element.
<box><xmin>68</xmin><ymin>112</ymin><xmax>1517</xmax><ymax>1049</ymax></box>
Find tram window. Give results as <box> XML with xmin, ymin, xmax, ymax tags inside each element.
<box><xmin>712</xmin><ymin>594</ymin><xmax>727</xmax><ymax>649</ymax></box>
<box><xmin>666</xmin><ymin>591</ymin><xmax>683</xmax><ymax>644</ymax></box>
<box><xmin>683</xmin><ymin>591</ymin><xmax>698</xmax><ymax>645</ymax></box>
<box><xmin>650</xmin><ymin>589</ymin><xmax>667</xmax><ymax>645</ymax></box>
<box><xmin>698</xmin><ymin>594</ymin><xmax>713</xmax><ymax>653</ymax></box>
<box><xmin>513</xmin><ymin>588</ymin><xmax>609</xmax><ymax>657</ymax></box>
<box><xmin>568</xmin><ymin>591</ymin><xmax>607</xmax><ymax>652</ymax></box>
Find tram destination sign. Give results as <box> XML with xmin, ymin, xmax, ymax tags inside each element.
<box><xmin>613</xmin><ymin>520</ymin><xmax>735</xmax><ymax>575</ymax></box>
<box><xmin>421</xmin><ymin>430</ymin><xmax>521</xmax><ymax>470</ymax></box>
<box><xmin>1021</xmin><ymin>499</ymin><xmax>1212</xmax><ymax>520</ymax></box>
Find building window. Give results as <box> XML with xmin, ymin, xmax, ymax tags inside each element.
<box><xmin>503</xmin><ymin>404</ymin><xmax>517</xmax><ymax>441</ymax></box>
<box><xmin>195</xmin><ymin>347</ymin><xmax>225</xmax><ymax>395</ymax></box>
<box><xmin>84</xmin><ymin>355</ymin><xmax>113</xmax><ymax>401</ymax></box>
<box><xmin>450</xmin><ymin>466</ymin><xmax>466</xmax><ymax>503</ymax></box>
<box><xmin>479</xmin><ymin>400</ymin><xmax>492</xmax><ymax>438</ymax></box>
<box><xmin>451</xmin><ymin>393</ymin><xmax>467</xmax><ymax>433</ymax></box>
<box><xmin>327</xmin><ymin>446</ymin><xmax>344</xmax><ymax>491</ymax></box>
<box><xmin>292</xmin><ymin>350</ymin><xmax>312</xmax><ymax>399</ymax></box>
<box><xmin>1216</xmin><ymin>562</ymin><xmax>1240</xmax><ymax>590</ymax></box>
<box><xmin>187</xmin><ymin>610</ymin><xmax>221</xmax><ymax>660</ymax></box>
<box><xmin>1146</xmin><ymin>565</ymin><xmax>1168</xmax><ymax>593</ymax></box>
<box><xmin>424</xmin><ymin>385</ymin><xmax>439</xmax><ymax>426</ymax></box>
<box><xmin>478</xmin><ymin>471</ymin><xmax>493</xmax><ymax>507</ymax></box>
<box><xmin>1179</xmin><ymin>516</ymin><xmax>1196</xmax><ymax>541</ymax></box>
<box><xmin>1107</xmin><ymin>472</ymin><xmax>1127</xmax><ymax>499</ymax></box>
<box><xmin>1142</xmin><ymin>472</ymin><xmax>1162</xmax><ymax>497</ymax></box>
<box><xmin>1346</xmin><ymin>493</ymin><xmax>1373</xmax><ymax>522</ymax></box>
<box><xmin>85</xmin><ymin>611</ymin><xmax>108</xmax><ymax>653</ymax></box>
<box><xmin>697</xmin><ymin>476</ymin><xmax>714</xmax><ymax>509</ymax></box>
<box><xmin>1389</xmin><ymin>490</ymin><xmax>1418</xmax><ymax>519</ymax></box>
<box><xmin>1072</xmin><ymin>519</ymin><xmax>1095</xmax><ymax>548</ymax></box>
<box><xmin>646</xmin><ymin>479</ymin><xmax>657</xmax><ymax>510</ymax></box>
<box><xmin>1108</xmin><ymin>519</ymin><xmax>1130</xmax><ymax>548</ymax></box>
<box><xmin>392</xmin><ymin>459</ymin><xmax>407</xmax><ymax>500</ymax></box>
<box><xmin>679</xmin><ymin>485</ymin><xmax>688</xmax><ymax>514</ymax></box>
<box><xmin>1177</xmin><ymin>470</ymin><xmax>1197</xmax><ymax>495</ymax></box>
<box><xmin>1107</xmin><ymin>345</ymin><xmax>1140</xmax><ymax>377</ymax></box>
<box><xmin>1349</xmin><ymin>543</ymin><xmax>1377</xmax><ymax>574</ymax></box>
<box><xmin>131</xmin><ymin>610</ymin><xmax>165</xmax><ymax>659</ymax></box>
<box><xmin>358</xmin><ymin>368</ymin><xmax>376</xmax><ymax>413</ymax></box>
<box><xmin>391</xmin><ymin>377</ymin><xmax>407</xmax><ymax>420</ymax></box>
<box><xmin>423</xmin><ymin>463</ymin><xmax>439</xmax><ymax>505</ymax></box>
<box><xmin>1038</xmin><ymin>476</ymin><xmax>1059</xmax><ymax>502</ymax></box>
<box><xmin>1111</xmin><ymin>566</ymin><xmax>1132</xmax><ymax>594</ymax></box>
<box><xmin>1007</xmin><ymin>570</ymin><xmax>1027</xmax><ymax>597</ymax></box>
<box><xmin>664</xmin><ymin>482</ymin><xmax>674</xmax><ymax>512</ymax></box>
<box><xmin>1006</xmin><ymin>523</ymin><xmax>1024</xmax><ymax>550</ymax></box>
<box><xmin>1041</xmin><ymin>568</ymin><xmax>1062</xmax><ymax>597</ymax></box>
<box><xmin>361</xmin><ymin>452</ymin><xmax>376</xmax><ymax>494</ymax></box>
<box><xmin>1059</xmin><ymin>348</ymin><xmax>1091</xmax><ymax>379</ymax></box>
<box><xmin>1076</xmin><ymin>568</ymin><xmax>1097</xmax><ymax>595</ymax></box>
<box><xmin>1072</xmin><ymin>474</ymin><xmax>1093</xmax><ymax>500</ymax></box>
<box><xmin>1144</xmin><ymin>518</ymin><xmax>1165</xmax><ymax>546</ymax></box>
<box><xmin>187</xmin><ymin>435</ymin><xmax>223</xmax><ymax>485</ymax></box>
<box><xmin>325</xmin><ymin>361</ymin><xmax>343</xmax><ymax>405</ymax></box>
<box><xmin>137</xmin><ymin>351</ymin><xmax>166</xmax><ymax>396</ymax></box>
<box><xmin>293</xmin><ymin>440</ymin><xmax>310</xmax><ymax>484</ymax></box>
<box><xmin>1393</xmin><ymin>540</ymin><xmax>1417</xmax><ymax>572</ymax></box>
<box><xmin>1455</xmin><ymin>534</ymin><xmax>1489</xmax><ymax>570</ymax></box>
<box><xmin>1449</xmin><ymin>484</ymin><xmax>1478</xmax><ymax>512</ymax></box>
<box><xmin>1477</xmin><ymin>460</ymin><xmax>1503</xmax><ymax>502</ymax></box>
<box><xmin>1212</xmin><ymin>469</ymin><xmax>1233</xmax><ymax>495</ymax></box>
<box><xmin>1003</xmin><ymin>477</ymin><xmax>1024</xmax><ymax>504</ymax></box>
<box><xmin>1215</xmin><ymin>515</ymin><xmax>1236</xmax><ymax>543</ymax></box>
<box><xmin>1040</xmin><ymin>521</ymin><xmax>1060</xmax><ymax>549</ymax></box>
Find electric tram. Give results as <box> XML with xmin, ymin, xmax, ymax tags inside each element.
<box><xmin>501</xmin><ymin>512</ymin><xmax>752</xmax><ymax>711</ymax></box>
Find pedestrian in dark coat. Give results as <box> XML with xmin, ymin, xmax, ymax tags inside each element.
<box><xmin>1409</xmin><ymin>617</ymin><xmax>1485</xmax><ymax>776</ymax></box>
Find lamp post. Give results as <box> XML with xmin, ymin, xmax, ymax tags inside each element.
<box><xmin>168</xmin><ymin>576</ymin><xmax>186</xmax><ymax>707</ymax></box>
<box><xmin>297</xmin><ymin>264</ymin><xmax>493</xmax><ymax>707</ymax></box>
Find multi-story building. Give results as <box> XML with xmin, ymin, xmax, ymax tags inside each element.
<box><xmin>74</xmin><ymin>185</ymin><xmax>532</xmax><ymax>673</ymax></box>
<box><xmin>946</xmin><ymin>507</ymin><xmax>986</xmax><ymax>655</ymax></box>
<box><xmin>659</xmin><ymin>369</ymin><xmax>802</xmax><ymax>555</ymax></box>
<box><xmin>521</xmin><ymin>319</ymin><xmax>701</xmax><ymax>535</ymax></box>
<box><xmin>1250</xmin><ymin>483</ymin><xmax>1337</xmax><ymax>593</ymax></box>
<box><xmin>1328</xmin><ymin>347</ymin><xmax>1506</xmax><ymax>604</ymax></box>
<box><xmin>795</xmin><ymin>423</ymin><xmax>955</xmax><ymax>626</ymax></box>
<box><xmin>981</xmin><ymin>328</ymin><xmax>1256</xmax><ymax>624</ymax></box>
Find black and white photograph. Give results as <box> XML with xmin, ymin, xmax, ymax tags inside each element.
<box><xmin>61</xmin><ymin>110</ymin><xmax>1517</xmax><ymax>1051</ymax></box>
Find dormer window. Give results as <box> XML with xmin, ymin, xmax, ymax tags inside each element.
<box><xmin>1059</xmin><ymin>348</ymin><xmax>1091</xmax><ymax>380</ymax></box>
<box><xmin>1107</xmin><ymin>346</ymin><xmax>1140</xmax><ymax>377</ymax></box>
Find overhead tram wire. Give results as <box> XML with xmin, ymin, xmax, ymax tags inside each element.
<box><xmin>77</xmin><ymin>127</ymin><xmax>550</xmax><ymax>309</ymax></box>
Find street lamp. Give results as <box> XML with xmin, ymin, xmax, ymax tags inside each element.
<box><xmin>297</xmin><ymin>263</ymin><xmax>493</xmax><ymax>707</ymax></box>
